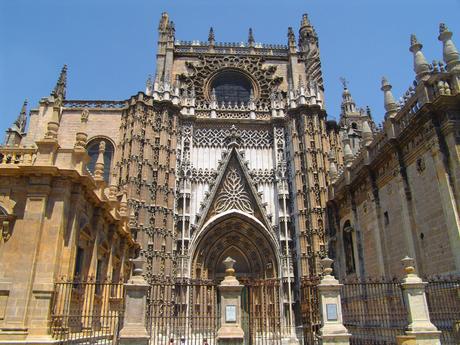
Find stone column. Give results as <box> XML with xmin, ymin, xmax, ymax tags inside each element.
<box><xmin>118</xmin><ymin>257</ymin><xmax>150</xmax><ymax>345</ymax></box>
<box><xmin>217</xmin><ymin>257</ymin><xmax>244</xmax><ymax>345</ymax></box>
<box><xmin>318</xmin><ymin>257</ymin><xmax>350</xmax><ymax>345</ymax></box>
<box><xmin>398</xmin><ymin>257</ymin><xmax>441</xmax><ymax>345</ymax></box>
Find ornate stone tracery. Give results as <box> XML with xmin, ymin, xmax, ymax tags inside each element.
<box><xmin>214</xmin><ymin>168</ymin><xmax>253</xmax><ymax>215</ymax></box>
<box><xmin>179</xmin><ymin>55</ymin><xmax>283</xmax><ymax>106</ymax></box>
<box><xmin>193</xmin><ymin>127</ymin><xmax>273</xmax><ymax>148</ymax></box>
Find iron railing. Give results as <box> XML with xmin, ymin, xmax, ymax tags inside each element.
<box><xmin>50</xmin><ymin>278</ymin><xmax>124</xmax><ymax>345</ymax></box>
<box><xmin>341</xmin><ymin>279</ymin><xmax>407</xmax><ymax>345</ymax></box>
<box><xmin>425</xmin><ymin>277</ymin><xmax>460</xmax><ymax>345</ymax></box>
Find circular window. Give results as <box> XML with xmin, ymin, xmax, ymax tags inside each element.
<box><xmin>211</xmin><ymin>70</ymin><xmax>253</xmax><ymax>105</ymax></box>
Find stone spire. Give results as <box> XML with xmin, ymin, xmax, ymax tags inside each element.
<box><xmin>15</xmin><ymin>99</ymin><xmax>28</xmax><ymax>134</ymax></box>
<box><xmin>381</xmin><ymin>77</ymin><xmax>398</xmax><ymax>119</ymax></box>
<box><xmin>248</xmin><ymin>28</ymin><xmax>255</xmax><ymax>47</ymax></box>
<box><xmin>438</xmin><ymin>23</ymin><xmax>460</xmax><ymax>72</ymax></box>
<box><xmin>4</xmin><ymin>100</ymin><xmax>28</xmax><ymax>146</ymax></box>
<box><xmin>208</xmin><ymin>27</ymin><xmax>215</xmax><ymax>46</ymax></box>
<box><xmin>51</xmin><ymin>65</ymin><xmax>67</xmax><ymax>100</ymax></box>
<box><xmin>409</xmin><ymin>34</ymin><xmax>430</xmax><ymax>81</ymax></box>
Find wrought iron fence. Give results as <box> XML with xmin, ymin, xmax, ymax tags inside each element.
<box><xmin>425</xmin><ymin>276</ymin><xmax>460</xmax><ymax>345</ymax></box>
<box><xmin>147</xmin><ymin>278</ymin><xmax>218</xmax><ymax>345</ymax></box>
<box><xmin>341</xmin><ymin>279</ymin><xmax>407</xmax><ymax>345</ymax></box>
<box><xmin>50</xmin><ymin>278</ymin><xmax>125</xmax><ymax>345</ymax></box>
<box><xmin>299</xmin><ymin>277</ymin><xmax>321</xmax><ymax>345</ymax></box>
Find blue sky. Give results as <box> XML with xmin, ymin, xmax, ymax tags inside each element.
<box><xmin>1</xmin><ymin>0</ymin><xmax>460</xmax><ymax>137</ymax></box>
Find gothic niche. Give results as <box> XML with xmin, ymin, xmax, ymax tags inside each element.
<box><xmin>0</xmin><ymin>206</ymin><xmax>14</xmax><ymax>242</ymax></box>
<box><xmin>343</xmin><ymin>220</ymin><xmax>356</xmax><ymax>275</ymax></box>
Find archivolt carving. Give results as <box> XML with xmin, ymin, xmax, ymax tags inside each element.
<box><xmin>214</xmin><ymin>168</ymin><xmax>253</xmax><ymax>215</ymax></box>
<box><xmin>179</xmin><ymin>55</ymin><xmax>283</xmax><ymax>107</ymax></box>
<box><xmin>193</xmin><ymin>127</ymin><xmax>273</xmax><ymax>148</ymax></box>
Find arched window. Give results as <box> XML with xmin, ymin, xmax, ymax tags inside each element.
<box><xmin>211</xmin><ymin>70</ymin><xmax>252</xmax><ymax>105</ymax></box>
<box><xmin>86</xmin><ymin>138</ymin><xmax>114</xmax><ymax>182</ymax></box>
<box><xmin>343</xmin><ymin>220</ymin><xmax>356</xmax><ymax>275</ymax></box>
<box><xmin>351</xmin><ymin>122</ymin><xmax>358</xmax><ymax>130</ymax></box>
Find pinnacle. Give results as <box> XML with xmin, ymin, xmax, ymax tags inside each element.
<box><xmin>248</xmin><ymin>28</ymin><xmax>255</xmax><ymax>45</ymax></box>
<box><xmin>410</xmin><ymin>34</ymin><xmax>418</xmax><ymax>46</ymax></box>
<box><xmin>208</xmin><ymin>27</ymin><xmax>215</xmax><ymax>43</ymax></box>
<box><xmin>301</xmin><ymin>13</ymin><xmax>310</xmax><ymax>28</ymax></box>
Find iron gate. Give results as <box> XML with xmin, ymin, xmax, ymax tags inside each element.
<box><xmin>147</xmin><ymin>278</ymin><xmax>284</xmax><ymax>345</ymax></box>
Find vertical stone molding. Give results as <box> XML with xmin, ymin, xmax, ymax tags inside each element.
<box><xmin>318</xmin><ymin>257</ymin><xmax>350</xmax><ymax>345</ymax></box>
<box><xmin>399</xmin><ymin>257</ymin><xmax>441</xmax><ymax>345</ymax></box>
<box><xmin>119</xmin><ymin>257</ymin><xmax>150</xmax><ymax>345</ymax></box>
<box><xmin>217</xmin><ymin>257</ymin><xmax>244</xmax><ymax>345</ymax></box>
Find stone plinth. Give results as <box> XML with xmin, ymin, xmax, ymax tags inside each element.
<box><xmin>217</xmin><ymin>257</ymin><xmax>244</xmax><ymax>345</ymax></box>
<box><xmin>400</xmin><ymin>257</ymin><xmax>441</xmax><ymax>345</ymax></box>
<box><xmin>119</xmin><ymin>258</ymin><xmax>150</xmax><ymax>345</ymax></box>
<box><xmin>318</xmin><ymin>258</ymin><xmax>350</xmax><ymax>345</ymax></box>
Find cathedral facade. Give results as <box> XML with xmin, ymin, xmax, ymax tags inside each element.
<box><xmin>0</xmin><ymin>12</ymin><xmax>459</xmax><ymax>344</ymax></box>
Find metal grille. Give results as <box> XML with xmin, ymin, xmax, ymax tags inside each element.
<box><xmin>241</xmin><ymin>278</ymin><xmax>282</xmax><ymax>345</ymax></box>
<box><xmin>300</xmin><ymin>277</ymin><xmax>321</xmax><ymax>345</ymax></box>
<box><xmin>147</xmin><ymin>278</ymin><xmax>218</xmax><ymax>345</ymax></box>
<box><xmin>50</xmin><ymin>279</ymin><xmax>124</xmax><ymax>345</ymax></box>
<box><xmin>425</xmin><ymin>277</ymin><xmax>460</xmax><ymax>345</ymax></box>
<box><xmin>341</xmin><ymin>280</ymin><xmax>407</xmax><ymax>345</ymax></box>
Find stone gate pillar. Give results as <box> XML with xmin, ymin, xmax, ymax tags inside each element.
<box><xmin>397</xmin><ymin>257</ymin><xmax>441</xmax><ymax>345</ymax></box>
<box><xmin>217</xmin><ymin>257</ymin><xmax>244</xmax><ymax>345</ymax></box>
<box><xmin>119</xmin><ymin>257</ymin><xmax>150</xmax><ymax>345</ymax></box>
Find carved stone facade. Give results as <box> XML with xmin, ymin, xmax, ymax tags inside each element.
<box><xmin>1</xmin><ymin>11</ymin><xmax>460</xmax><ymax>342</ymax></box>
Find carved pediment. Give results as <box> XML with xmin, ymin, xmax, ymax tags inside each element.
<box><xmin>196</xmin><ymin>147</ymin><xmax>273</xmax><ymax>233</ymax></box>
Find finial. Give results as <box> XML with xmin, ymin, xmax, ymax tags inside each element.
<box><xmin>223</xmin><ymin>257</ymin><xmax>236</xmax><ymax>277</ymax></box>
<box><xmin>362</xmin><ymin>121</ymin><xmax>373</xmax><ymax>145</ymax></box>
<box><xmin>381</xmin><ymin>76</ymin><xmax>398</xmax><ymax>118</ymax></box>
<box><xmin>51</xmin><ymin>65</ymin><xmax>67</xmax><ymax>100</ymax></box>
<box><xmin>300</xmin><ymin>13</ymin><xmax>310</xmax><ymax>28</ymax></box>
<box><xmin>439</xmin><ymin>23</ymin><xmax>448</xmax><ymax>34</ymax></box>
<box><xmin>248</xmin><ymin>28</ymin><xmax>255</xmax><ymax>47</ymax></box>
<box><xmin>93</xmin><ymin>141</ymin><xmax>106</xmax><ymax>181</ymax></box>
<box><xmin>409</xmin><ymin>34</ymin><xmax>430</xmax><ymax>81</ymax></box>
<box><xmin>344</xmin><ymin>143</ymin><xmax>353</xmax><ymax>164</ymax></box>
<box><xmin>208</xmin><ymin>27</ymin><xmax>215</xmax><ymax>44</ymax></box>
<box><xmin>339</xmin><ymin>77</ymin><xmax>348</xmax><ymax>89</ymax></box>
<box><xmin>158</xmin><ymin>12</ymin><xmax>169</xmax><ymax>31</ymax></box>
<box><xmin>320</xmin><ymin>257</ymin><xmax>334</xmax><ymax>276</ymax></box>
<box><xmin>438</xmin><ymin>22</ymin><xmax>460</xmax><ymax>72</ymax></box>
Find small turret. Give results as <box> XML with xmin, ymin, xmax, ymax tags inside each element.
<box><xmin>438</xmin><ymin>23</ymin><xmax>460</xmax><ymax>72</ymax></box>
<box><xmin>409</xmin><ymin>34</ymin><xmax>430</xmax><ymax>81</ymax></box>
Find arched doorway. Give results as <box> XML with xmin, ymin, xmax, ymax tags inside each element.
<box><xmin>190</xmin><ymin>210</ymin><xmax>283</xmax><ymax>343</ymax></box>
<box><xmin>190</xmin><ymin>210</ymin><xmax>279</xmax><ymax>280</ymax></box>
